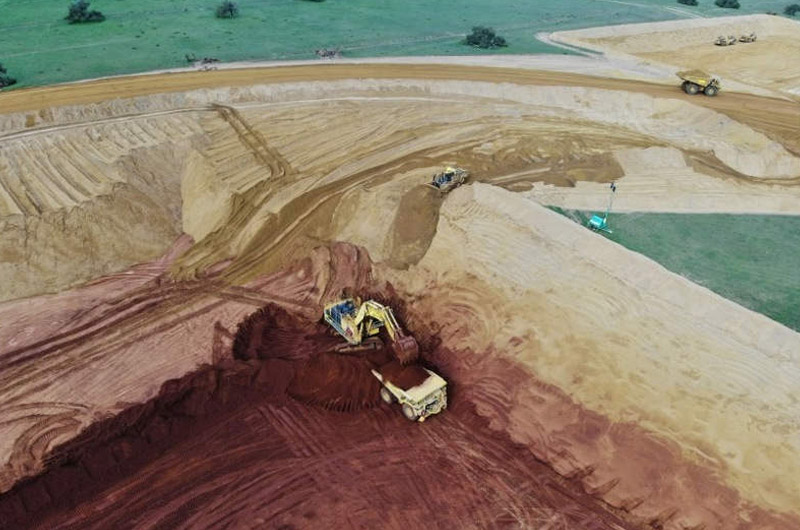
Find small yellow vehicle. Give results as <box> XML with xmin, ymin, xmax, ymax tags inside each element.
<box><xmin>677</xmin><ymin>70</ymin><xmax>721</xmax><ymax>97</ymax></box>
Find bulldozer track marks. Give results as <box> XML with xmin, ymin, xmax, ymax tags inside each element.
<box><xmin>212</xmin><ymin>103</ymin><xmax>295</xmax><ymax>180</ymax></box>
<box><xmin>0</xmin><ymin>280</ymin><xmax>315</xmax><ymax>406</ymax></box>
<box><xmin>258</xmin><ymin>405</ymin><xmax>321</xmax><ymax>458</ymax></box>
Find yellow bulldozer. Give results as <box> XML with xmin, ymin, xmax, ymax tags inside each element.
<box><xmin>677</xmin><ymin>70</ymin><xmax>720</xmax><ymax>97</ymax></box>
<box><xmin>323</xmin><ymin>297</ymin><xmax>419</xmax><ymax>364</ymax></box>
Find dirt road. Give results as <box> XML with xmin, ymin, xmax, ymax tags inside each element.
<box><xmin>2</xmin><ymin>63</ymin><xmax>798</xmax><ymax>152</ymax></box>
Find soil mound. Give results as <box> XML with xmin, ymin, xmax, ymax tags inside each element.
<box><xmin>380</xmin><ymin>360</ymin><xmax>430</xmax><ymax>390</ymax></box>
<box><xmin>289</xmin><ymin>354</ymin><xmax>382</xmax><ymax>411</ymax></box>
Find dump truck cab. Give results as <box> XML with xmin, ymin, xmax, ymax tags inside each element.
<box><xmin>371</xmin><ymin>368</ymin><xmax>447</xmax><ymax>422</ymax></box>
<box><xmin>677</xmin><ymin>70</ymin><xmax>720</xmax><ymax>97</ymax></box>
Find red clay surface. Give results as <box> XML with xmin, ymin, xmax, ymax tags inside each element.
<box><xmin>0</xmin><ymin>303</ymin><xmax>638</xmax><ymax>530</ymax></box>
<box><xmin>2</xmin><ymin>240</ymin><xmax>798</xmax><ymax>529</ymax></box>
<box><xmin>0</xmin><ymin>241</ymin><xmax>376</xmax><ymax>495</ymax></box>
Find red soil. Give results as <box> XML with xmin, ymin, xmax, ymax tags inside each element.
<box><xmin>0</xmin><ymin>241</ymin><xmax>376</xmax><ymax>496</ymax></box>
<box><xmin>0</xmin><ymin>304</ymin><xmax>637</xmax><ymax>530</ymax></box>
<box><xmin>3</xmin><ymin>242</ymin><xmax>793</xmax><ymax>529</ymax></box>
<box><xmin>379</xmin><ymin>360</ymin><xmax>431</xmax><ymax>390</ymax></box>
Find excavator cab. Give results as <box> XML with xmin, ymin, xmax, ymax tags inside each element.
<box><xmin>324</xmin><ymin>299</ymin><xmax>360</xmax><ymax>340</ymax></box>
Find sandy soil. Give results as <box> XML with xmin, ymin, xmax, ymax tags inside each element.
<box><xmin>528</xmin><ymin>146</ymin><xmax>800</xmax><ymax>214</ymax></box>
<box><xmin>2</xmin><ymin>67</ymin><xmax>798</xmax><ymax>301</ymax></box>
<box><xmin>1</xmin><ymin>62</ymin><xmax>799</xmax><ymax>529</ymax></box>
<box><xmin>378</xmin><ymin>184</ymin><xmax>800</xmax><ymax>525</ymax></box>
<box><xmin>553</xmin><ymin>15</ymin><xmax>800</xmax><ymax>97</ymax></box>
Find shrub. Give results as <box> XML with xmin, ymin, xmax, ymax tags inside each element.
<box><xmin>678</xmin><ymin>0</ymin><xmax>698</xmax><ymax>5</ymax></box>
<box><xmin>0</xmin><ymin>63</ymin><xmax>17</xmax><ymax>88</ymax></box>
<box><xmin>464</xmin><ymin>26</ymin><xmax>508</xmax><ymax>49</ymax></box>
<box><xmin>65</xmin><ymin>0</ymin><xmax>105</xmax><ymax>23</ymax></box>
<box><xmin>714</xmin><ymin>0</ymin><xmax>740</xmax><ymax>8</ymax></box>
<box><xmin>785</xmin><ymin>3</ymin><xmax>800</xmax><ymax>15</ymax></box>
<box><xmin>216</xmin><ymin>1</ymin><xmax>239</xmax><ymax>18</ymax></box>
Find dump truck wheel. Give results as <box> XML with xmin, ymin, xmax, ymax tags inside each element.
<box><xmin>380</xmin><ymin>387</ymin><xmax>394</xmax><ymax>404</ymax></box>
<box><xmin>402</xmin><ymin>404</ymin><xmax>419</xmax><ymax>421</ymax></box>
<box><xmin>704</xmin><ymin>86</ymin><xmax>718</xmax><ymax>97</ymax></box>
<box><xmin>681</xmin><ymin>81</ymin><xmax>690</xmax><ymax>93</ymax></box>
<box><xmin>686</xmin><ymin>83</ymin><xmax>700</xmax><ymax>95</ymax></box>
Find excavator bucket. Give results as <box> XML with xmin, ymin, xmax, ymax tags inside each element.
<box><xmin>393</xmin><ymin>335</ymin><xmax>420</xmax><ymax>365</ymax></box>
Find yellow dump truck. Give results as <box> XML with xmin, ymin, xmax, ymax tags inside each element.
<box><xmin>678</xmin><ymin>70</ymin><xmax>721</xmax><ymax>97</ymax></box>
<box><xmin>371</xmin><ymin>367</ymin><xmax>447</xmax><ymax>422</ymax></box>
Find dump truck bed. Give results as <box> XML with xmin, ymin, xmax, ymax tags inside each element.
<box><xmin>403</xmin><ymin>369</ymin><xmax>447</xmax><ymax>402</ymax></box>
<box><xmin>677</xmin><ymin>70</ymin><xmax>713</xmax><ymax>87</ymax></box>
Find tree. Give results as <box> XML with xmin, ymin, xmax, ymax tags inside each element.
<box><xmin>464</xmin><ymin>26</ymin><xmax>508</xmax><ymax>49</ymax></box>
<box><xmin>65</xmin><ymin>0</ymin><xmax>105</xmax><ymax>23</ymax></box>
<box><xmin>785</xmin><ymin>3</ymin><xmax>800</xmax><ymax>15</ymax></box>
<box><xmin>216</xmin><ymin>1</ymin><xmax>239</xmax><ymax>18</ymax></box>
<box><xmin>714</xmin><ymin>0</ymin><xmax>740</xmax><ymax>8</ymax></box>
<box><xmin>0</xmin><ymin>63</ymin><xmax>17</xmax><ymax>88</ymax></box>
<box><xmin>677</xmin><ymin>0</ymin><xmax>698</xmax><ymax>5</ymax></box>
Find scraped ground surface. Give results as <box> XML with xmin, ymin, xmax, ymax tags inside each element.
<box><xmin>1</xmin><ymin>61</ymin><xmax>799</xmax><ymax>529</ymax></box>
<box><xmin>554</xmin><ymin>15</ymin><xmax>800</xmax><ymax>96</ymax></box>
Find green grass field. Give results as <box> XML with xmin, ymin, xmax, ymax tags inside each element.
<box><xmin>554</xmin><ymin>209</ymin><xmax>800</xmax><ymax>332</ymax></box>
<box><xmin>0</xmin><ymin>0</ymin><xmax>792</xmax><ymax>88</ymax></box>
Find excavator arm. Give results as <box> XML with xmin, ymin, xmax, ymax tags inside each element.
<box><xmin>346</xmin><ymin>299</ymin><xmax>420</xmax><ymax>364</ymax></box>
<box><xmin>353</xmin><ymin>301</ymin><xmax>402</xmax><ymax>340</ymax></box>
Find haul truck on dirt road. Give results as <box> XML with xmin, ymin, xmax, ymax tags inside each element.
<box><xmin>678</xmin><ymin>70</ymin><xmax>721</xmax><ymax>97</ymax></box>
<box><xmin>371</xmin><ymin>368</ymin><xmax>447</xmax><ymax>422</ymax></box>
<box><xmin>324</xmin><ymin>298</ymin><xmax>420</xmax><ymax>364</ymax></box>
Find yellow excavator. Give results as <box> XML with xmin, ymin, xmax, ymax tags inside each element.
<box><xmin>323</xmin><ymin>297</ymin><xmax>419</xmax><ymax>364</ymax></box>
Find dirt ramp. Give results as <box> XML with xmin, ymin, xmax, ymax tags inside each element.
<box><xmin>311</xmin><ymin>242</ymin><xmax>376</xmax><ymax>307</ymax></box>
<box><xmin>387</xmin><ymin>184</ymin><xmax>444</xmax><ymax>269</ymax></box>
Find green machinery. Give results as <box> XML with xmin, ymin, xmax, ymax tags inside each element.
<box><xmin>587</xmin><ymin>182</ymin><xmax>617</xmax><ymax>234</ymax></box>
